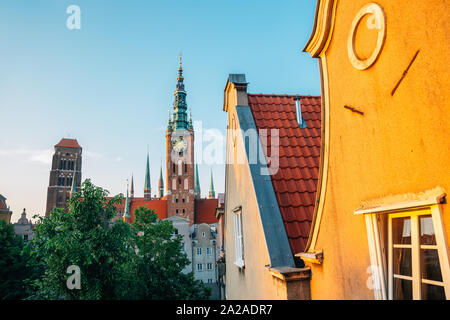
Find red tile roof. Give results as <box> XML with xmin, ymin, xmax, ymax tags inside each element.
<box><xmin>195</xmin><ymin>198</ymin><xmax>219</xmax><ymax>224</ymax></box>
<box><xmin>248</xmin><ymin>94</ymin><xmax>321</xmax><ymax>255</ymax></box>
<box><xmin>55</xmin><ymin>138</ymin><xmax>82</xmax><ymax>149</ymax></box>
<box><xmin>110</xmin><ymin>197</ymin><xmax>218</xmax><ymax>225</ymax></box>
<box><xmin>110</xmin><ymin>197</ymin><xmax>167</xmax><ymax>222</ymax></box>
<box><xmin>129</xmin><ymin>198</ymin><xmax>168</xmax><ymax>222</ymax></box>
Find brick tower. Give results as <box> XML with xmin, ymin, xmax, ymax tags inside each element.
<box><xmin>45</xmin><ymin>138</ymin><xmax>82</xmax><ymax>216</ymax></box>
<box><xmin>166</xmin><ymin>55</ymin><xmax>196</xmax><ymax>224</ymax></box>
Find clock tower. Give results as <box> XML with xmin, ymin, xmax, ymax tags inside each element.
<box><xmin>166</xmin><ymin>55</ymin><xmax>196</xmax><ymax>224</ymax></box>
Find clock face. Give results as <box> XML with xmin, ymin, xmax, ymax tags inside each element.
<box><xmin>172</xmin><ymin>137</ymin><xmax>188</xmax><ymax>152</ymax></box>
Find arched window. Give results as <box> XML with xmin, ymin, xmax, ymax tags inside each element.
<box><xmin>178</xmin><ymin>160</ymin><xmax>182</xmax><ymax>175</ymax></box>
<box><xmin>185</xmin><ymin>164</ymin><xmax>188</xmax><ymax>173</ymax></box>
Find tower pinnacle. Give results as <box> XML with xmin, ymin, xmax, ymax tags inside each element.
<box><xmin>169</xmin><ymin>55</ymin><xmax>189</xmax><ymax>130</ymax></box>
<box><xmin>144</xmin><ymin>151</ymin><xmax>151</xmax><ymax>200</ymax></box>
<box><xmin>195</xmin><ymin>163</ymin><xmax>201</xmax><ymax>197</ymax></box>
<box><xmin>158</xmin><ymin>166</ymin><xmax>164</xmax><ymax>199</ymax></box>
<box><xmin>209</xmin><ymin>169</ymin><xmax>215</xmax><ymax>199</ymax></box>
<box><xmin>130</xmin><ymin>173</ymin><xmax>134</xmax><ymax>198</ymax></box>
<box><xmin>124</xmin><ymin>180</ymin><xmax>131</xmax><ymax>222</ymax></box>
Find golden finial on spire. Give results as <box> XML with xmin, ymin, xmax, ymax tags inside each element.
<box><xmin>178</xmin><ymin>52</ymin><xmax>183</xmax><ymax>75</ymax></box>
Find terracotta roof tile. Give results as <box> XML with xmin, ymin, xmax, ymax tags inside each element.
<box><xmin>112</xmin><ymin>198</ymin><xmax>168</xmax><ymax>222</ymax></box>
<box><xmin>248</xmin><ymin>94</ymin><xmax>321</xmax><ymax>255</ymax></box>
<box><xmin>195</xmin><ymin>198</ymin><xmax>219</xmax><ymax>224</ymax></box>
<box><xmin>55</xmin><ymin>139</ymin><xmax>82</xmax><ymax>149</ymax></box>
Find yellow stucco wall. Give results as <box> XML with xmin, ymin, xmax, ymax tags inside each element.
<box><xmin>223</xmin><ymin>84</ymin><xmax>290</xmax><ymax>300</ymax></box>
<box><xmin>307</xmin><ymin>0</ymin><xmax>450</xmax><ymax>299</ymax></box>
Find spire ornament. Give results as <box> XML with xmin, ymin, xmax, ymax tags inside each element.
<box><xmin>171</xmin><ymin>54</ymin><xmax>189</xmax><ymax>130</ymax></box>
<box><xmin>209</xmin><ymin>169</ymin><xmax>215</xmax><ymax>199</ymax></box>
<box><xmin>144</xmin><ymin>150</ymin><xmax>151</xmax><ymax>200</ymax></box>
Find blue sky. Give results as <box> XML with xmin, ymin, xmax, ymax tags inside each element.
<box><xmin>0</xmin><ymin>0</ymin><xmax>321</xmax><ymax>222</ymax></box>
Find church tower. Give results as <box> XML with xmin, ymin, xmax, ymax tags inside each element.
<box><xmin>45</xmin><ymin>138</ymin><xmax>82</xmax><ymax>216</ymax></box>
<box><xmin>166</xmin><ymin>55</ymin><xmax>196</xmax><ymax>224</ymax></box>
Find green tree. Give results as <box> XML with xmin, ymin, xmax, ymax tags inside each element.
<box><xmin>30</xmin><ymin>179</ymin><xmax>210</xmax><ymax>300</ymax></box>
<box><xmin>31</xmin><ymin>179</ymin><xmax>133</xmax><ymax>299</ymax></box>
<box><xmin>0</xmin><ymin>220</ymin><xmax>33</xmax><ymax>300</ymax></box>
<box><xmin>129</xmin><ymin>206</ymin><xmax>210</xmax><ymax>299</ymax></box>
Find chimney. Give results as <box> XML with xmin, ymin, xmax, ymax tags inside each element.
<box><xmin>294</xmin><ymin>97</ymin><xmax>307</xmax><ymax>128</ymax></box>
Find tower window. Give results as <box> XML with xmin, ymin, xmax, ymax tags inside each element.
<box><xmin>176</xmin><ymin>209</ymin><xmax>179</xmax><ymax>214</ymax></box>
<box><xmin>173</xmin><ymin>163</ymin><xmax>176</xmax><ymax>173</ymax></box>
<box><xmin>182</xmin><ymin>209</ymin><xmax>185</xmax><ymax>214</ymax></box>
<box><xmin>185</xmin><ymin>164</ymin><xmax>188</xmax><ymax>173</ymax></box>
<box><xmin>182</xmin><ymin>198</ymin><xmax>185</xmax><ymax>203</ymax></box>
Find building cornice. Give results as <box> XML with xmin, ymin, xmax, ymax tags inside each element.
<box><xmin>303</xmin><ymin>0</ymin><xmax>336</xmax><ymax>57</ymax></box>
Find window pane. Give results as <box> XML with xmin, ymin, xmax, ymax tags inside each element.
<box><xmin>393</xmin><ymin>248</ymin><xmax>412</xmax><ymax>277</ymax></box>
<box><xmin>421</xmin><ymin>283</ymin><xmax>446</xmax><ymax>300</ymax></box>
<box><xmin>392</xmin><ymin>217</ymin><xmax>411</xmax><ymax>245</ymax></box>
<box><xmin>393</xmin><ymin>278</ymin><xmax>412</xmax><ymax>300</ymax></box>
<box><xmin>419</xmin><ymin>215</ymin><xmax>436</xmax><ymax>245</ymax></box>
<box><xmin>421</xmin><ymin>249</ymin><xmax>443</xmax><ymax>282</ymax></box>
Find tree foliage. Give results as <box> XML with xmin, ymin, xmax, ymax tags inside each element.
<box><xmin>0</xmin><ymin>220</ymin><xmax>33</xmax><ymax>300</ymax></box>
<box><xmin>28</xmin><ymin>179</ymin><xmax>209</xmax><ymax>300</ymax></box>
<box><xmin>130</xmin><ymin>206</ymin><xmax>210</xmax><ymax>299</ymax></box>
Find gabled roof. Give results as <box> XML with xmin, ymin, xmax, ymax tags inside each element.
<box><xmin>195</xmin><ymin>198</ymin><xmax>219</xmax><ymax>224</ymax></box>
<box><xmin>55</xmin><ymin>138</ymin><xmax>82</xmax><ymax>149</ymax></box>
<box><xmin>248</xmin><ymin>94</ymin><xmax>321</xmax><ymax>255</ymax></box>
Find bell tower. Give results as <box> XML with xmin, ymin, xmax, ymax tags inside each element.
<box><xmin>166</xmin><ymin>55</ymin><xmax>195</xmax><ymax>224</ymax></box>
<box><xmin>45</xmin><ymin>138</ymin><xmax>82</xmax><ymax>216</ymax></box>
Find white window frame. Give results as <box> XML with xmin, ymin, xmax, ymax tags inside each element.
<box><xmin>387</xmin><ymin>208</ymin><xmax>448</xmax><ymax>299</ymax></box>
<box><xmin>197</xmin><ymin>263</ymin><xmax>203</xmax><ymax>271</ymax></box>
<box><xmin>196</xmin><ymin>247</ymin><xmax>202</xmax><ymax>255</ymax></box>
<box><xmin>207</xmin><ymin>247</ymin><xmax>212</xmax><ymax>255</ymax></box>
<box><xmin>207</xmin><ymin>263</ymin><xmax>213</xmax><ymax>270</ymax></box>
<box><xmin>355</xmin><ymin>195</ymin><xmax>450</xmax><ymax>300</ymax></box>
<box><xmin>233</xmin><ymin>206</ymin><xmax>244</xmax><ymax>268</ymax></box>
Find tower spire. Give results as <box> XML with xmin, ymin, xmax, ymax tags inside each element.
<box><xmin>158</xmin><ymin>166</ymin><xmax>164</xmax><ymax>199</ymax></box>
<box><xmin>209</xmin><ymin>169</ymin><xmax>215</xmax><ymax>199</ymax></box>
<box><xmin>144</xmin><ymin>150</ymin><xmax>151</xmax><ymax>200</ymax></box>
<box><xmin>171</xmin><ymin>54</ymin><xmax>189</xmax><ymax>130</ymax></box>
<box><xmin>195</xmin><ymin>163</ymin><xmax>201</xmax><ymax>197</ymax></box>
<box><xmin>130</xmin><ymin>173</ymin><xmax>134</xmax><ymax>198</ymax></box>
<box><xmin>124</xmin><ymin>180</ymin><xmax>131</xmax><ymax>222</ymax></box>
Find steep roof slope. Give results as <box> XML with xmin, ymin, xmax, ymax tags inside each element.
<box><xmin>248</xmin><ymin>94</ymin><xmax>321</xmax><ymax>254</ymax></box>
